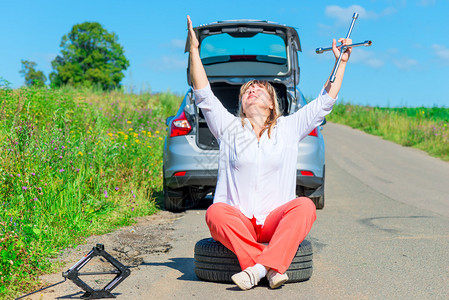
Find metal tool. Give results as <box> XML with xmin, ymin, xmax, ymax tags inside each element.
<box><xmin>316</xmin><ymin>40</ymin><xmax>372</xmax><ymax>54</ymax></box>
<box><xmin>316</xmin><ymin>12</ymin><xmax>372</xmax><ymax>82</ymax></box>
<box><xmin>63</xmin><ymin>244</ymin><xmax>131</xmax><ymax>299</ymax></box>
<box><xmin>15</xmin><ymin>244</ymin><xmax>131</xmax><ymax>300</ymax></box>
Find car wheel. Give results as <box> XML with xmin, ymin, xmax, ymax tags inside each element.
<box><xmin>311</xmin><ymin>195</ymin><xmax>325</xmax><ymax>210</ymax></box>
<box><xmin>194</xmin><ymin>238</ymin><xmax>313</xmax><ymax>283</ymax></box>
<box><xmin>163</xmin><ymin>172</ymin><xmax>187</xmax><ymax>212</ymax></box>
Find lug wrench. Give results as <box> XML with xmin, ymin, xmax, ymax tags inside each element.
<box><xmin>316</xmin><ymin>12</ymin><xmax>372</xmax><ymax>82</ymax></box>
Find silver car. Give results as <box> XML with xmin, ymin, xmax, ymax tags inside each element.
<box><xmin>163</xmin><ymin>20</ymin><xmax>326</xmax><ymax>212</ymax></box>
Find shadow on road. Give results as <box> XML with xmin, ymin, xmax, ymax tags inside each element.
<box><xmin>141</xmin><ymin>257</ymin><xmax>198</xmax><ymax>281</ymax></box>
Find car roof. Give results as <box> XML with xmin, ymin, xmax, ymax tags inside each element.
<box><xmin>185</xmin><ymin>20</ymin><xmax>301</xmax><ymax>52</ymax></box>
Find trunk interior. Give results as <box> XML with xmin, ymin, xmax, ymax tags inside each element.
<box><xmin>196</xmin><ymin>82</ymin><xmax>288</xmax><ymax>150</ymax></box>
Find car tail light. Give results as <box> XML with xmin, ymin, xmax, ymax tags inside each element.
<box><xmin>300</xmin><ymin>170</ymin><xmax>314</xmax><ymax>176</ymax></box>
<box><xmin>174</xmin><ymin>171</ymin><xmax>186</xmax><ymax>177</ymax></box>
<box><xmin>308</xmin><ymin>128</ymin><xmax>318</xmax><ymax>137</ymax></box>
<box><xmin>169</xmin><ymin>111</ymin><xmax>192</xmax><ymax>137</ymax></box>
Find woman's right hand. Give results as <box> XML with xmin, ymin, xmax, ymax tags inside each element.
<box><xmin>187</xmin><ymin>15</ymin><xmax>199</xmax><ymax>50</ymax></box>
<box><xmin>187</xmin><ymin>15</ymin><xmax>208</xmax><ymax>90</ymax></box>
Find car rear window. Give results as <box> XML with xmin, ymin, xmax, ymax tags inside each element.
<box><xmin>200</xmin><ymin>33</ymin><xmax>287</xmax><ymax>65</ymax></box>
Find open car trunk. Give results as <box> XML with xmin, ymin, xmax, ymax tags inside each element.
<box><xmin>196</xmin><ymin>81</ymin><xmax>288</xmax><ymax>150</ymax></box>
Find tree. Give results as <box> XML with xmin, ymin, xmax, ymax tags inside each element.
<box><xmin>19</xmin><ymin>60</ymin><xmax>47</xmax><ymax>87</ymax></box>
<box><xmin>50</xmin><ymin>22</ymin><xmax>130</xmax><ymax>90</ymax></box>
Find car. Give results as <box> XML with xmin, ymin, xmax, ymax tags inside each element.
<box><xmin>163</xmin><ymin>20</ymin><xmax>326</xmax><ymax>212</ymax></box>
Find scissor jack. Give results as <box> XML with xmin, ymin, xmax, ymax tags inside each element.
<box><xmin>63</xmin><ymin>243</ymin><xmax>131</xmax><ymax>299</ymax></box>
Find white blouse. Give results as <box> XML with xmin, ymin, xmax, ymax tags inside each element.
<box><xmin>194</xmin><ymin>84</ymin><xmax>337</xmax><ymax>225</ymax></box>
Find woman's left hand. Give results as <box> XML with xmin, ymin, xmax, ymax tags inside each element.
<box><xmin>332</xmin><ymin>38</ymin><xmax>352</xmax><ymax>63</ymax></box>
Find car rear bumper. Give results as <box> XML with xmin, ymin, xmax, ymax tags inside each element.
<box><xmin>165</xmin><ymin>169</ymin><xmax>218</xmax><ymax>189</ymax></box>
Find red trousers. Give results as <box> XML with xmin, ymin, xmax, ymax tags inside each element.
<box><xmin>205</xmin><ymin>197</ymin><xmax>316</xmax><ymax>274</ymax></box>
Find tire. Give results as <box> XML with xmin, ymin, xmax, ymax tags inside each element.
<box><xmin>311</xmin><ymin>195</ymin><xmax>325</xmax><ymax>210</ymax></box>
<box><xmin>163</xmin><ymin>172</ymin><xmax>187</xmax><ymax>212</ymax></box>
<box><xmin>194</xmin><ymin>238</ymin><xmax>313</xmax><ymax>283</ymax></box>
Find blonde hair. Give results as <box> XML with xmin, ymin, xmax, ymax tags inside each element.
<box><xmin>238</xmin><ymin>80</ymin><xmax>281</xmax><ymax>138</ymax></box>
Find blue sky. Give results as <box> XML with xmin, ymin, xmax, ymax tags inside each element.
<box><xmin>0</xmin><ymin>0</ymin><xmax>448</xmax><ymax>107</ymax></box>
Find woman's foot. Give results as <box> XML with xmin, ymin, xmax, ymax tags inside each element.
<box><xmin>266</xmin><ymin>269</ymin><xmax>288</xmax><ymax>289</ymax></box>
<box><xmin>231</xmin><ymin>266</ymin><xmax>261</xmax><ymax>290</ymax></box>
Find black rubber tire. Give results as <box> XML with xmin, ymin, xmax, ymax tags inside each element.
<box><xmin>311</xmin><ymin>195</ymin><xmax>325</xmax><ymax>210</ymax></box>
<box><xmin>163</xmin><ymin>174</ymin><xmax>186</xmax><ymax>212</ymax></box>
<box><xmin>194</xmin><ymin>238</ymin><xmax>313</xmax><ymax>283</ymax></box>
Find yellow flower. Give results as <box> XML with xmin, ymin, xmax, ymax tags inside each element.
<box><xmin>135</xmin><ymin>139</ymin><xmax>140</xmax><ymax>144</ymax></box>
<box><xmin>147</xmin><ymin>146</ymin><xmax>152</xmax><ymax>148</ymax></box>
<box><xmin>155</xmin><ymin>130</ymin><xmax>160</xmax><ymax>134</ymax></box>
<box><xmin>129</xmin><ymin>128</ymin><xmax>133</xmax><ymax>131</ymax></box>
<box><xmin>142</xmin><ymin>130</ymin><xmax>146</xmax><ymax>134</ymax></box>
<box><xmin>124</xmin><ymin>135</ymin><xmax>129</xmax><ymax>140</ymax></box>
<box><xmin>148</xmin><ymin>132</ymin><xmax>152</xmax><ymax>136</ymax></box>
<box><xmin>78</xmin><ymin>152</ymin><xmax>83</xmax><ymax>156</ymax></box>
<box><xmin>127</xmin><ymin>120</ymin><xmax>132</xmax><ymax>124</ymax></box>
<box><xmin>158</xmin><ymin>137</ymin><xmax>163</xmax><ymax>140</ymax></box>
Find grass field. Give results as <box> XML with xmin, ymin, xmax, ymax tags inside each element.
<box><xmin>0</xmin><ymin>86</ymin><xmax>181</xmax><ymax>298</ymax></box>
<box><xmin>327</xmin><ymin>103</ymin><xmax>449</xmax><ymax>161</ymax></box>
<box><xmin>1</xmin><ymin>87</ymin><xmax>447</xmax><ymax>298</ymax></box>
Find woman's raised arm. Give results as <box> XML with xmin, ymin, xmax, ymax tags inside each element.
<box><xmin>324</xmin><ymin>38</ymin><xmax>352</xmax><ymax>99</ymax></box>
<box><xmin>188</xmin><ymin>16</ymin><xmax>208</xmax><ymax>90</ymax></box>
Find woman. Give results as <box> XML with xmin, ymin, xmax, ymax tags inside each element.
<box><xmin>187</xmin><ymin>16</ymin><xmax>352</xmax><ymax>290</ymax></box>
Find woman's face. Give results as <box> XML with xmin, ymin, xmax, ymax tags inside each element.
<box><xmin>241</xmin><ymin>84</ymin><xmax>273</xmax><ymax>117</ymax></box>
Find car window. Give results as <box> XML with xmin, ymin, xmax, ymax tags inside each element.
<box><xmin>200</xmin><ymin>33</ymin><xmax>287</xmax><ymax>65</ymax></box>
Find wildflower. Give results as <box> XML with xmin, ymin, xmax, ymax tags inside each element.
<box><xmin>104</xmin><ymin>190</ymin><xmax>108</xmax><ymax>198</ymax></box>
<box><xmin>127</xmin><ymin>121</ymin><xmax>132</xmax><ymax>124</ymax></box>
<box><xmin>115</xmin><ymin>187</ymin><xmax>119</xmax><ymax>191</ymax></box>
<box><xmin>59</xmin><ymin>169</ymin><xmax>64</xmax><ymax>172</ymax></box>
<box><xmin>76</xmin><ymin>168</ymin><xmax>80</xmax><ymax>173</ymax></box>
<box><xmin>131</xmin><ymin>207</ymin><xmax>135</xmax><ymax>211</ymax></box>
<box><xmin>31</xmin><ymin>173</ymin><xmax>35</xmax><ymax>176</ymax></box>
<box><xmin>78</xmin><ymin>152</ymin><xmax>83</xmax><ymax>156</ymax></box>
<box><xmin>158</xmin><ymin>137</ymin><xmax>163</xmax><ymax>140</ymax></box>
<box><xmin>61</xmin><ymin>146</ymin><xmax>66</xmax><ymax>149</ymax></box>
<box><xmin>33</xmin><ymin>198</ymin><xmax>38</xmax><ymax>201</ymax></box>
<box><xmin>17</xmin><ymin>174</ymin><xmax>21</xmax><ymax>177</ymax></box>
<box><xmin>59</xmin><ymin>156</ymin><xmax>63</xmax><ymax>159</ymax></box>
<box><xmin>129</xmin><ymin>128</ymin><xmax>133</xmax><ymax>131</ymax></box>
<box><xmin>22</xmin><ymin>186</ymin><xmax>28</xmax><ymax>191</ymax></box>
<box><xmin>133</xmin><ymin>194</ymin><xmax>136</xmax><ymax>198</ymax></box>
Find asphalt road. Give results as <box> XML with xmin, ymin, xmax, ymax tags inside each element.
<box><xmin>33</xmin><ymin>122</ymin><xmax>449</xmax><ymax>299</ymax></box>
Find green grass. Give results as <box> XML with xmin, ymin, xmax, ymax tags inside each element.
<box><xmin>327</xmin><ymin>103</ymin><xmax>449</xmax><ymax>161</ymax></box>
<box><xmin>0</xmin><ymin>86</ymin><xmax>181</xmax><ymax>299</ymax></box>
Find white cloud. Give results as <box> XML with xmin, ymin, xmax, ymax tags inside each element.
<box><xmin>432</xmin><ymin>44</ymin><xmax>449</xmax><ymax>62</ymax></box>
<box><xmin>147</xmin><ymin>55</ymin><xmax>186</xmax><ymax>71</ymax></box>
<box><xmin>393</xmin><ymin>58</ymin><xmax>418</xmax><ymax>70</ymax></box>
<box><xmin>325</xmin><ymin>5</ymin><xmax>396</xmax><ymax>24</ymax></box>
<box><xmin>417</xmin><ymin>0</ymin><xmax>436</xmax><ymax>6</ymax></box>
<box><xmin>171</xmin><ymin>39</ymin><xmax>185</xmax><ymax>50</ymax></box>
<box><xmin>350</xmin><ymin>49</ymin><xmax>384</xmax><ymax>68</ymax></box>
